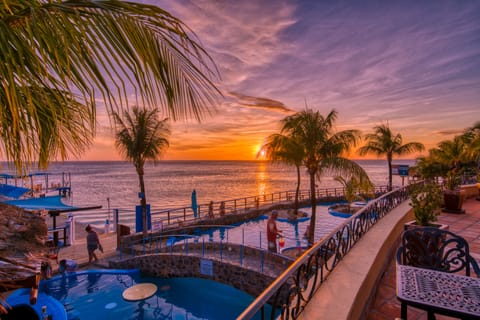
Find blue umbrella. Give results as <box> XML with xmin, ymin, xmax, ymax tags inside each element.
<box><xmin>191</xmin><ymin>189</ymin><xmax>198</xmax><ymax>218</ymax></box>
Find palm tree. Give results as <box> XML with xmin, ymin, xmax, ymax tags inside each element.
<box><xmin>1</xmin><ymin>1</ymin><xmax>220</xmax><ymax>171</ymax></box>
<box><xmin>260</xmin><ymin>134</ymin><xmax>304</xmax><ymax>213</ymax></box>
<box><xmin>279</xmin><ymin>109</ymin><xmax>370</xmax><ymax>246</ymax></box>
<box><xmin>358</xmin><ymin>124</ymin><xmax>425</xmax><ymax>191</ymax></box>
<box><xmin>431</xmin><ymin>136</ymin><xmax>469</xmax><ymax>169</ymax></box>
<box><xmin>415</xmin><ymin>153</ymin><xmax>448</xmax><ymax>184</ymax></box>
<box><xmin>113</xmin><ymin>106</ymin><xmax>170</xmax><ymax>236</ymax></box>
<box><xmin>429</xmin><ymin>135</ymin><xmax>471</xmax><ymax>189</ymax></box>
<box><xmin>461</xmin><ymin>121</ymin><xmax>480</xmax><ymax>177</ymax></box>
<box><xmin>334</xmin><ymin>175</ymin><xmax>374</xmax><ymax>213</ymax></box>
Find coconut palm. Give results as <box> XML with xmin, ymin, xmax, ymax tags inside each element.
<box><xmin>334</xmin><ymin>175</ymin><xmax>374</xmax><ymax>213</ymax></box>
<box><xmin>429</xmin><ymin>135</ymin><xmax>472</xmax><ymax>189</ymax></box>
<box><xmin>1</xmin><ymin>0</ymin><xmax>220</xmax><ymax>171</ymax></box>
<box><xmin>358</xmin><ymin>124</ymin><xmax>425</xmax><ymax>191</ymax></box>
<box><xmin>461</xmin><ymin>121</ymin><xmax>480</xmax><ymax>177</ymax></box>
<box><xmin>280</xmin><ymin>109</ymin><xmax>370</xmax><ymax>246</ymax></box>
<box><xmin>415</xmin><ymin>153</ymin><xmax>448</xmax><ymax>184</ymax></box>
<box><xmin>260</xmin><ymin>134</ymin><xmax>304</xmax><ymax>213</ymax></box>
<box><xmin>113</xmin><ymin>106</ymin><xmax>170</xmax><ymax>236</ymax></box>
<box><xmin>431</xmin><ymin>136</ymin><xmax>469</xmax><ymax>169</ymax></box>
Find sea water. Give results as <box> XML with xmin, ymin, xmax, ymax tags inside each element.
<box><xmin>1</xmin><ymin>159</ymin><xmax>414</xmax><ymax>212</ymax></box>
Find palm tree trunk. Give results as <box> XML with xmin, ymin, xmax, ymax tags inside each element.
<box><xmin>138</xmin><ymin>172</ymin><xmax>148</xmax><ymax>237</ymax></box>
<box><xmin>294</xmin><ymin>165</ymin><xmax>301</xmax><ymax>214</ymax></box>
<box><xmin>387</xmin><ymin>156</ymin><xmax>393</xmax><ymax>191</ymax></box>
<box><xmin>308</xmin><ymin>172</ymin><xmax>316</xmax><ymax>247</ymax></box>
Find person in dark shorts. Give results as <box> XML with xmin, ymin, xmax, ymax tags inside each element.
<box><xmin>85</xmin><ymin>225</ymin><xmax>101</xmax><ymax>264</ymax></box>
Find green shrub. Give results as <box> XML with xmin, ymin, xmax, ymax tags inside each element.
<box><xmin>409</xmin><ymin>183</ymin><xmax>443</xmax><ymax>226</ymax></box>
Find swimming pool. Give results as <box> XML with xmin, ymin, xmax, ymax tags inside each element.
<box><xmin>176</xmin><ymin>204</ymin><xmax>346</xmax><ymax>252</ymax></box>
<box><xmin>8</xmin><ymin>269</ymin><xmax>275</xmax><ymax>320</ymax></box>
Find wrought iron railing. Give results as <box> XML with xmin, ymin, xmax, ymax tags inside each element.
<box><xmin>236</xmin><ymin>183</ymin><xmax>416</xmax><ymax>320</ymax></box>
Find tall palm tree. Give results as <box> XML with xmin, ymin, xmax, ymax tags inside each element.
<box><xmin>1</xmin><ymin>1</ymin><xmax>220</xmax><ymax>171</ymax></box>
<box><xmin>358</xmin><ymin>124</ymin><xmax>425</xmax><ymax>191</ymax></box>
<box><xmin>280</xmin><ymin>109</ymin><xmax>370</xmax><ymax>246</ymax></box>
<box><xmin>113</xmin><ymin>106</ymin><xmax>170</xmax><ymax>236</ymax></box>
<box><xmin>260</xmin><ymin>134</ymin><xmax>304</xmax><ymax>213</ymax></box>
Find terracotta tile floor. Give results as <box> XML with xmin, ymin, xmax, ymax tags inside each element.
<box><xmin>366</xmin><ymin>196</ymin><xmax>480</xmax><ymax>320</ymax></box>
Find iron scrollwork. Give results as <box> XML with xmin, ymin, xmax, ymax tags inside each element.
<box><xmin>237</xmin><ymin>184</ymin><xmax>414</xmax><ymax>320</ymax></box>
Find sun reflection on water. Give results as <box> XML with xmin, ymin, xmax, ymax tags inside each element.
<box><xmin>256</xmin><ymin>161</ymin><xmax>267</xmax><ymax>196</ymax></box>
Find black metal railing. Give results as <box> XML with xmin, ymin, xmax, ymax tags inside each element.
<box><xmin>236</xmin><ymin>183</ymin><xmax>416</xmax><ymax>320</ymax></box>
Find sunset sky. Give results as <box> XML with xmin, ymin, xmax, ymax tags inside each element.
<box><xmin>83</xmin><ymin>0</ymin><xmax>480</xmax><ymax>161</ymax></box>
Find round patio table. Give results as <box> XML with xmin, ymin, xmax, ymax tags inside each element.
<box><xmin>122</xmin><ymin>283</ymin><xmax>158</xmax><ymax>301</ymax></box>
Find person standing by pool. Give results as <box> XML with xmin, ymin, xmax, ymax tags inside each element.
<box><xmin>267</xmin><ymin>210</ymin><xmax>282</xmax><ymax>253</ymax></box>
<box><xmin>208</xmin><ymin>201</ymin><xmax>214</xmax><ymax>219</ymax></box>
<box><xmin>85</xmin><ymin>225</ymin><xmax>101</xmax><ymax>264</ymax></box>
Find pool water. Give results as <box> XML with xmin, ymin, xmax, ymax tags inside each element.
<box><xmin>34</xmin><ymin>270</ymin><xmax>274</xmax><ymax>320</ymax></box>
<box><xmin>8</xmin><ymin>205</ymin><xmax>345</xmax><ymax>320</ymax></box>
<box><xmin>187</xmin><ymin>204</ymin><xmax>345</xmax><ymax>251</ymax></box>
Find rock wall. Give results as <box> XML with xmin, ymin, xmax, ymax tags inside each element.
<box><xmin>110</xmin><ymin>253</ymin><xmax>292</xmax><ymax>301</ymax></box>
<box><xmin>0</xmin><ymin>204</ymin><xmax>47</xmax><ymax>256</ymax></box>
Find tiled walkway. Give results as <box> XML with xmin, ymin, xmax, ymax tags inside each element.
<box><xmin>366</xmin><ymin>196</ymin><xmax>480</xmax><ymax>320</ymax></box>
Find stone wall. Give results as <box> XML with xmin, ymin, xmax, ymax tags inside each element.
<box><xmin>123</xmin><ymin>241</ymin><xmax>291</xmax><ymax>265</ymax></box>
<box><xmin>109</xmin><ymin>253</ymin><xmax>291</xmax><ymax>301</ymax></box>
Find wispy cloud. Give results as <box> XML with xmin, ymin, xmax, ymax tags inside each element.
<box><xmin>83</xmin><ymin>0</ymin><xmax>480</xmax><ymax>160</ymax></box>
<box><xmin>227</xmin><ymin>92</ymin><xmax>294</xmax><ymax>114</ymax></box>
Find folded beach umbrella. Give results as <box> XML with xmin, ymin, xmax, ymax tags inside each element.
<box><xmin>191</xmin><ymin>189</ymin><xmax>198</xmax><ymax>218</ymax></box>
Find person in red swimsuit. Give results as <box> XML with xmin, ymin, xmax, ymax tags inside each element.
<box><xmin>267</xmin><ymin>210</ymin><xmax>282</xmax><ymax>253</ymax></box>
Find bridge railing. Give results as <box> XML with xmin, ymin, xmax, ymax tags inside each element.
<box><xmin>65</xmin><ymin>186</ymin><xmax>389</xmax><ymax>236</ymax></box>
<box><xmin>118</xmin><ymin>225</ymin><xmax>294</xmax><ymax>273</ymax></box>
<box><xmin>149</xmin><ymin>186</ymin><xmax>388</xmax><ymax>228</ymax></box>
<box><xmin>236</xmin><ymin>183</ymin><xmax>417</xmax><ymax>320</ymax></box>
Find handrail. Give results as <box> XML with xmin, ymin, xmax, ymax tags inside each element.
<box><xmin>150</xmin><ymin>186</ymin><xmax>389</xmax><ymax>227</ymax></box>
<box><xmin>118</xmin><ymin>225</ymin><xmax>294</xmax><ymax>273</ymax></box>
<box><xmin>66</xmin><ymin>186</ymin><xmax>389</xmax><ymax>233</ymax></box>
<box><xmin>236</xmin><ymin>183</ymin><xmax>417</xmax><ymax>320</ymax></box>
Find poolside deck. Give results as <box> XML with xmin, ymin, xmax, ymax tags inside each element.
<box><xmin>54</xmin><ymin>227</ymin><xmax>119</xmax><ymax>271</ymax></box>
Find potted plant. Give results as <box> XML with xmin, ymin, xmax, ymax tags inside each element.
<box><xmin>405</xmin><ymin>182</ymin><xmax>448</xmax><ymax>230</ymax></box>
<box><xmin>443</xmin><ymin>170</ymin><xmax>466</xmax><ymax>213</ymax></box>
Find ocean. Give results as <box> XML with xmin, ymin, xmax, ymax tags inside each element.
<box><xmin>1</xmin><ymin>159</ymin><xmax>415</xmax><ymax>212</ymax></box>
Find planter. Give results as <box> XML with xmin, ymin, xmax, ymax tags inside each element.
<box><xmin>404</xmin><ymin>220</ymin><xmax>449</xmax><ymax>231</ymax></box>
<box><xmin>327</xmin><ymin>202</ymin><xmax>366</xmax><ymax>219</ymax></box>
<box><xmin>442</xmin><ymin>189</ymin><xmax>466</xmax><ymax>214</ymax></box>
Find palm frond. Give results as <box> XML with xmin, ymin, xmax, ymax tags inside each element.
<box><xmin>1</xmin><ymin>0</ymin><xmax>221</xmax><ymax>169</ymax></box>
